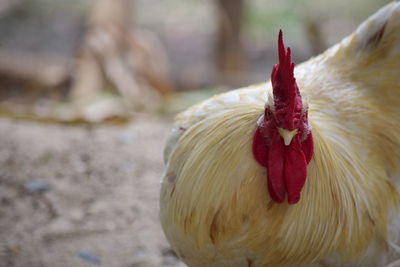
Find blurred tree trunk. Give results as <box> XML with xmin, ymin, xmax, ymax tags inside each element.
<box><xmin>70</xmin><ymin>0</ymin><xmax>173</xmax><ymax>114</ymax></box>
<box><xmin>215</xmin><ymin>0</ymin><xmax>245</xmax><ymax>84</ymax></box>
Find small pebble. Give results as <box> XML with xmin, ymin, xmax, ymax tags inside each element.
<box><xmin>24</xmin><ymin>179</ymin><xmax>49</xmax><ymax>193</ymax></box>
<box><xmin>79</xmin><ymin>250</ymin><xmax>101</xmax><ymax>265</ymax></box>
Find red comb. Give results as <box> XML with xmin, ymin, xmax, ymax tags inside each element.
<box><xmin>271</xmin><ymin>30</ymin><xmax>298</xmax><ymax>112</ymax></box>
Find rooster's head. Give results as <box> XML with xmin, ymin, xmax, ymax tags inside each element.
<box><xmin>252</xmin><ymin>30</ymin><xmax>314</xmax><ymax>204</ymax></box>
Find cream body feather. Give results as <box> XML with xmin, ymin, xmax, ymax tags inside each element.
<box><xmin>160</xmin><ymin>2</ymin><xmax>400</xmax><ymax>266</ymax></box>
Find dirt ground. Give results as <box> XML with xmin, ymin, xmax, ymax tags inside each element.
<box><xmin>0</xmin><ymin>115</ymin><xmax>186</xmax><ymax>267</ymax></box>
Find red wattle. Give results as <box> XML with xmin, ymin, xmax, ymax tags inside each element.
<box><xmin>267</xmin><ymin>135</ymin><xmax>286</xmax><ymax>203</ymax></box>
<box><xmin>285</xmin><ymin>136</ymin><xmax>307</xmax><ymax>204</ymax></box>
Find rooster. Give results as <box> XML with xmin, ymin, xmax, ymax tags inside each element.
<box><xmin>160</xmin><ymin>2</ymin><xmax>400</xmax><ymax>266</ymax></box>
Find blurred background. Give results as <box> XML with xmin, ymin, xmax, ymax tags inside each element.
<box><xmin>0</xmin><ymin>0</ymin><xmax>391</xmax><ymax>266</ymax></box>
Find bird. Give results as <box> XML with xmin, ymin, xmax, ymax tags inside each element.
<box><xmin>160</xmin><ymin>2</ymin><xmax>400</xmax><ymax>266</ymax></box>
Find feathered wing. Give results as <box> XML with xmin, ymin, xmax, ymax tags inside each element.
<box><xmin>296</xmin><ymin>1</ymin><xmax>400</xmax><ymax>178</ymax></box>
<box><xmin>295</xmin><ymin>2</ymin><xmax>400</xmax><ymax>265</ymax></box>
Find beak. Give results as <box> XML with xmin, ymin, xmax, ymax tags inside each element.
<box><xmin>278</xmin><ymin>128</ymin><xmax>298</xmax><ymax>146</ymax></box>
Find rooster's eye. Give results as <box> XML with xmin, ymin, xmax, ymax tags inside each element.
<box><xmin>266</xmin><ymin>109</ymin><xmax>273</xmax><ymax>118</ymax></box>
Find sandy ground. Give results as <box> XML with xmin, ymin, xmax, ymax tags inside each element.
<box><xmin>0</xmin><ymin>115</ymin><xmax>186</xmax><ymax>267</ymax></box>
